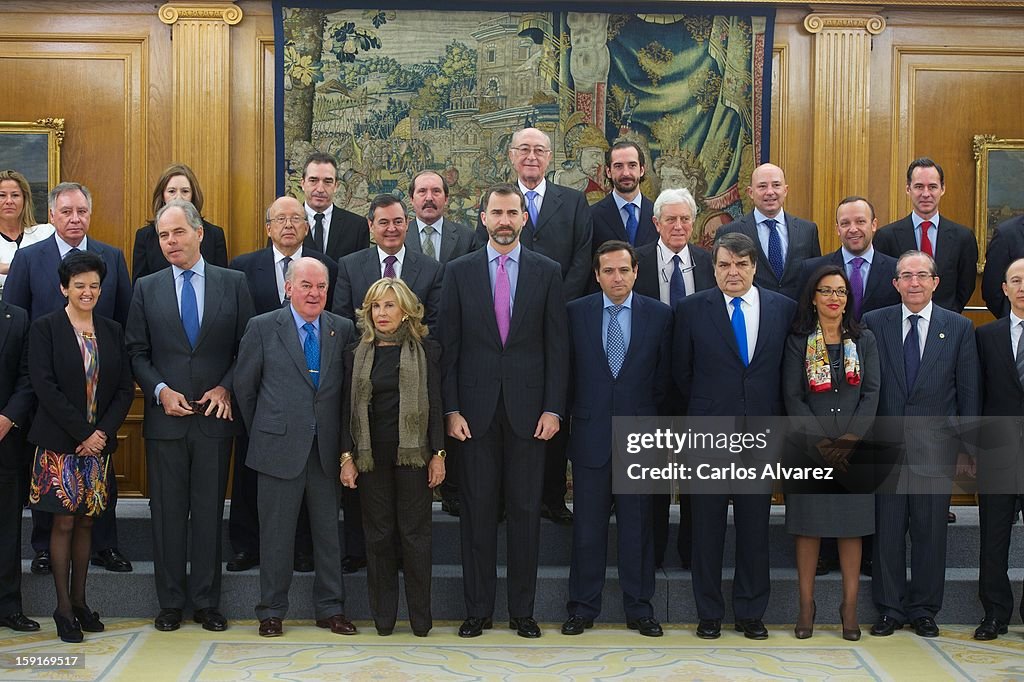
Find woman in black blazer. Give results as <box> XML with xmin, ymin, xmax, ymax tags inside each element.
<box><xmin>27</xmin><ymin>252</ymin><xmax>134</xmax><ymax>642</ymax></box>
<box><xmin>131</xmin><ymin>163</ymin><xmax>228</xmax><ymax>281</ymax></box>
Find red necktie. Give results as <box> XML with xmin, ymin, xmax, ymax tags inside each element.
<box><xmin>919</xmin><ymin>220</ymin><xmax>933</xmax><ymax>256</ymax></box>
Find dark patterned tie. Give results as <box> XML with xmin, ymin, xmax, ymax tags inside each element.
<box><xmin>606</xmin><ymin>304</ymin><xmax>625</xmax><ymax>378</ymax></box>
<box><xmin>181</xmin><ymin>270</ymin><xmax>200</xmax><ymax>349</ymax></box>
<box><xmin>766</xmin><ymin>218</ymin><xmax>784</xmax><ymax>282</ymax></box>
<box><xmin>670</xmin><ymin>254</ymin><xmax>687</xmax><ymax>307</ymax></box>
<box><xmin>383</xmin><ymin>255</ymin><xmax>397</xmax><ymax>278</ymax></box>
<box><xmin>850</xmin><ymin>256</ymin><xmax>865</xmax><ymax>320</ymax></box>
<box><xmin>302</xmin><ymin>322</ymin><xmax>320</xmax><ymax>389</ymax></box>
<box><xmin>313</xmin><ymin>213</ymin><xmax>325</xmax><ymax>253</ymax></box>
<box><xmin>624</xmin><ymin>203</ymin><xmax>639</xmax><ymax>245</ymax></box>
<box><xmin>421</xmin><ymin>224</ymin><xmax>437</xmax><ymax>260</ymax></box>
<box><xmin>904</xmin><ymin>314</ymin><xmax>921</xmax><ymax>391</ymax></box>
<box><xmin>281</xmin><ymin>256</ymin><xmax>292</xmax><ymax>302</ymax></box>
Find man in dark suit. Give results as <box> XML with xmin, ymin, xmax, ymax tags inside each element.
<box><xmin>863</xmin><ymin>250</ymin><xmax>979</xmax><ymax>638</ymax></box>
<box><xmin>561</xmin><ymin>240</ymin><xmax>671</xmax><ymax>638</ymax></box>
<box><xmin>300</xmin><ymin>152</ymin><xmax>369</xmax><ymax>262</ymax></box>
<box><xmin>633</xmin><ymin>187</ymin><xmax>714</xmax><ymax>570</ymax></box>
<box><xmin>127</xmin><ymin>199</ymin><xmax>255</xmax><ymax>632</ymax></box>
<box><xmin>405</xmin><ymin>169</ymin><xmax>474</xmax><ymax>517</ymax></box>
<box><xmin>717</xmin><ymin>163</ymin><xmax>820</xmax><ymax>300</ymax></box>
<box><xmin>799</xmin><ymin>196</ymin><xmax>900</xmax><ymax>322</ymax></box>
<box><xmin>672</xmin><ymin>231</ymin><xmax>797</xmax><ymax>640</ymax></box>
<box><xmin>5</xmin><ymin>182</ymin><xmax>133</xmax><ymax>575</ymax></box>
<box><xmin>235</xmin><ymin>257</ymin><xmax>357</xmax><ymax>638</ymax></box>
<box><xmin>0</xmin><ymin>302</ymin><xmax>37</xmax><ymax>633</ymax></box>
<box><xmin>975</xmin><ymin>256</ymin><xmax>1024</xmax><ymax>641</ymax></box>
<box><xmin>982</xmin><ymin>214</ymin><xmax>1024</xmax><ymax>318</ymax></box>
<box><xmin>590</xmin><ymin>141</ymin><xmax>658</xmax><ymax>252</ymax></box>
<box><xmin>225</xmin><ymin>196</ymin><xmax>338</xmax><ymax>573</ymax></box>
<box><xmin>474</xmin><ymin>127</ymin><xmax>592</xmax><ymax>523</ymax></box>
<box><xmin>873</xmin><ymin>158</ymin><xmax>977</xmax><ymax>313</ymax></box>
<box><xmin>405</xmin><ymin>170</ymin><xmax>475</xmax><ymax>263</ymax></box>
<box><xmin>442</xmin><ymin>184</ymin><xmax>568</xmax><ymax>639</ymax></box>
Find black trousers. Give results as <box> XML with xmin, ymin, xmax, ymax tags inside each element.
<box><xmin>653</xmin><ymin>493</ymin><xmax>692</xmax><ymax>568</ymax></box>
<box><xmin>541</xmin><ymin>428</ymin><xmax>569</xmax><ymax>508</ymax></box>
<box><xmin>978</xmin><ymin>493</ymin><xmax>1024</xmax><ymax>624</ymax></box>
<box><xmin>0</xmin><ymin>466</ymin><xmax>25</xmax><ymax>617</ymax></box>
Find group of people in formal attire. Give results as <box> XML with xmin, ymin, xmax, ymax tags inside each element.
<box><xmin>0</xmin><ymin>130</ymin><xmax>1022</xmax><ymax>647</ymax></box>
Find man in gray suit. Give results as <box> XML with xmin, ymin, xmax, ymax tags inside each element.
<box><xmin>127</xmin><ymin>199</ymin><xmax>255</xmax><ymax>633</ymax></box>
<box><xmin>718</xmin><ymin>163</ymin><xmax>820</xmax><ymax>300</ymax></box>
<box><xmin>863</xmin><ymin>250</ymin><xmax>979</xmax><ymax>638</ymax></box>
<box><xmin>406</xmin><ymin>170</ymin><xmax>474</xmax><ymax>263</ymax></box>
<box><xmin>235</xmin><ymin>257</ymin><xmax>357</xmax><ymax>638</ymax></box>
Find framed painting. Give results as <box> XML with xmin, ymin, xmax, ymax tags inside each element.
<box><xmin>0</xmin><ymin>119</ymin><xmax>64</xmax><ymax>224</ymax></box>
<box><xmin>974</xmin><ymin>134</ymin><xmax>1024</xmax><ymax>268</ymax></box>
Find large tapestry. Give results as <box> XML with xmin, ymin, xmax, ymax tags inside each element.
<box><xmin>275</xmin><ymin>3</ymin><xmax>774</xmax><ymax>246</ymax></box>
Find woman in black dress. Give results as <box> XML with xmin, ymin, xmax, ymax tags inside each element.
<box><xmin>27</xmin><ymin>252</ymin><xmax>134</xmax><ymax>642</ymax></box>
<box><xmin>782</xmin><ymin>265</ymin><xmax>880</xmax><ymax>641</ymax></box>
<box><xmin>341</xmin><ymin>278</ymin><xmax>444</xmax><ymax>637</ymax></box>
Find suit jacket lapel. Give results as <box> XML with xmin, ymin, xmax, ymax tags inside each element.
<box><xmin>318</xmin><ymin>313</ymin><xmax>337</xmax><ymax>386</ymax></box>
<box><xmin>402</xmin><ymin>252</ymin><xmax>422</xmax><ymax>288</ymax></box>
<box><xmin>360</xmin><ymin>249</ymin><xmax>381</xmax><ymax>290</ymax></box>
<box><xmin>534</xmin><ymin>185</ymin><xmax>562</xmax><ymax>235</ymax></box>
<box><xmin>897</xmin><ymin>220</ymin><xmax>917</xmax><ymax>253</ymax></box>
<box><xmin>470</xmin><ymin>250</ymin><xmax>503</xmax><ymax>347</ymax></box>
<box><xmin>276</xmin><ymin>307</ymin><xmax>315</xmax><ymax>390</ymax></box>
<box><xmin>325</xmin><ymin>208</ymin><xmax>344</xmax><ymax>256</ymax></box>
<box><xmin>195</xmin><ymin>265</ymin><xmax>224</xmax><ymax>349</ymax></box>
<box><xmin>742</xmin><ymin>216</ymin><xmax>775</xmax><ymax>284</ymax></box>
<box><xmin>602</xmin><ymin>200</ymin><xmax>628</xmax><ymax>242</ymax></box>
<box><xmin>156</xmin><ymin>269</ymin><xmax>191</xmax><ymax>349</ymax></box>
<box><xmin>638</xmin><ymin>197</ymin><xmax>657</xmax><ymax>244</ymax></box>
<box><xmin>915</xmin><ymin>309</ymin><xmax>947</xmax><ymax>393</ymax></box>
<box><xmin>257</xmin><ymin>248</ymin><xmax>281</xmax><ymax>307</ymax></box>
<box><xmin>781</xmin><ymin>218</ymin><xmax>802</xmax><ymax>275</ymax></box>
<box><xmin>708</xmin><ymin>293</ymin><xmax>743</xmax><ymax>365</ymax></box>
<box><xmin>587</xmin><ymin>296</ymin><xmax>613</xmax><ymax>380</ymax></box>
<box><xmin>439</xmin><ymin>219</ymin><xmax>457</xmax><ymax>262</ymax></box>
<box><xmin>882</xmin><ymin>307</ymin><xmax>909</xmax><ymax>396</ymax></box>
<box><xmin>935</xmin><ymin>222</ymin><xmax>956</xmax><ymax>273</ymax></box>
<box><xmin>620</xmin><ymin>295</ymin><xmax>646</xmax><ymax>374</ymax></box>
<box><xmin>994</xmin><ymin>318</ymin><xmax>1023</xmax><ymax>392</ymax></box>
<box><xmin>508</xmin><ymin>252</ymin><xmax>538</xmax><ymax>341</ymax></box>
<box><xmin>863</xmin><ymin>254</ymin><xmax>889</xmax><ymax>302</ymax></box>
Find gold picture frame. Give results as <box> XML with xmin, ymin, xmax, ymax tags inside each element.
<box><xmin>974</xmin><ymin>134</ymin><xmax>1024</xmax><ymax>270</ymax></box>
<box><xmin>0</xmin><ymin>118</ymin><xmax>65</xmax><ymax>224</ymax></box>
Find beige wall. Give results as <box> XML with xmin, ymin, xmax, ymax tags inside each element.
<box><xmin>1</xmin><ymin>1</ymin><xmax>1020</xmax><ymax>494</ymax></box>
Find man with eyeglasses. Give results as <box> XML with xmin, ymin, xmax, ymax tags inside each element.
<box><xmin>873</xmin><ymin>158</ymin><xmax>977</xmax><ymax>313</ymax></box>
<box><xmin>862</xmin><ymin>250</ymin><xmax>979</xmax><ymax>639</ymax></box>
<box><xmin>473</xmin><ymin>127</ymin><xmax>593</xmax><ymax>525</ymax></box>
<box><xmin>300</xmin><ymin>153</ymin><xmax>369</xmax><ymax>263</ymax></box>
<box><xmin>225</xmin><ymin>196</ymin><xmax>339</xmax><ymax>574</ymax></box>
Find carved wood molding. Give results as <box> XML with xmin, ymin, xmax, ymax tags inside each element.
<box><xmin>158</xmin><ymin>3</ymin><xmax>242</xmax><ymax>26</ymax></box>
<box><xmin>804</xmin><ymin>13</ymin><xmax>887</xmax><ymax>34</ymax></box>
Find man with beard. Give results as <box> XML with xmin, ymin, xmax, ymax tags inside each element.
<box><xmin>441</xmin><ymin>184</ymin><xmax>568</xmax><ymax>638</ymax></box>
<box><xmin>590</xmin><ymin>141</ymin><xmax>658</xmax><ymax>252</ymax></box>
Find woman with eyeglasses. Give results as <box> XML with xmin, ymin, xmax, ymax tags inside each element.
<box><xmin>0</xmin><ymin>169</ymin><xmax>54</xmax><ymax>292</ymax></box>
<box><xmin>132</xmin><ymin>164</ymin><xmax>228</xmax><ymax>281</ymax></box>
<box><xmin>782</xmin><ymin>264</ymin><xmax>880</xmax><ymax>641</ymax></box>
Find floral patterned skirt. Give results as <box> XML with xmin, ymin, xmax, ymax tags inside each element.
<box><xmin>28</xmin><ymin>446</ymin><xmax>110</xmax><ymax>517</ymax></box>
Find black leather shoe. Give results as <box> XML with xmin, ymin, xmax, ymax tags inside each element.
<box><xmin>628</xmin><ymin>616</ymin><xmax>664</xmax><ymax>637</ymax></box>
<box><xmin>911</xmin><ymin>616</ymin><xmax>939</xmax><ymax>638</ymax></box>
<box><xmin>735</xmin><ymin>618</ymin><xmax>769</xmax><ymax>640</ymax></box>
<box><xmin>193</xmin><ymin>608</ymin><xmax>228</xmax><ymax>632</ymax></box>
<box><xmin>974</xmin><ymin>617</ymin><xmax>1007</xmax><ymax>641</ymax></box>
<box><xmin>458</xmin><ymin>616</ymin><xmax>492</xmax><ymax>638</ymax></box>
<box><xmin>30</xmin><ymin>550</ymin><xmax>50</xmax><ymax>575</ymax></box>
<box><xmin>0</xmin><ymin>612</ymin><xmax>40</xmax><ymax>632</ymax></box>
<box><xmin>72</xmin><ymin>605</ymin><xmax>104</xmax><ymax>632</ymax></box>
<box><xmin>695</xmin><ymin>619</ymin><xmax>721</xmax><ymax>639</ymax></box>
<box><xmin>154</xmin><ymin>608</ymin><xmax>183</xmax><ymax>632</ymax></box>
<box><xmin>226</xmin><ymin>551</ymin><xmax>259</xmax><ymax>572</ymax></box>
<box><xmin>91</xmin><ymin>548</ymin><xmax>133</xmax><ymax>572</ymax></box>
<box><xmin>561</xmin><ymin>615</ymin><xmax>593</xmax><ymax>635</ymax></box>
<box><xmin>441</xmin><ymin>497</ymin><xmax>461</xmax><ymax>517</ymax></box>
<box><xmin>869</xmin><ymin>615</ymin><xmax>903</xmax><ymax>637</ymax></box>
<box><xmin>293</xmin><ymin>553</ymin><xmax>314</xmax><ymax>573</ymax></box>
<box><xmin>510</xmin><ymin>616</ymin><xmax>541</xmax><ymax>638</ymax></box>
<box><xmin>816</xmin><ymin>557</ymin><xmax>831</xmax><ymax>576</ymax></box>
<box><xmin>860</xmin><ymin>559</ymin><xmax>872</xmax><ymax>577</ymax></box>
<box><xmin>341</xmin><ymin>555</ymin><xmax>366</xmax><ymax>574</ymax></box>
<box><xmin>540</xmin><ymin>503</ymin><xmax>573</xmax><ymax>525</ymax></box>
<box><xmin>53</xmin><ymin>610</ymin><xmax>82</xmax><ymax>643</ymax></box>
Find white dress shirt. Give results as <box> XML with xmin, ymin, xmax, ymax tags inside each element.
<box><xmin>656</xmin><ymin>239</ymin><xmax>696</xmax><ymax>306</ymax></box>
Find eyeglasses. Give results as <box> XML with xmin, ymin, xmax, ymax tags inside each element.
<box><xmin>816</xmin><ymin>287</ymin><xmax>848</xmax><ymax>298</ymax></box>
<box><xmin>269</xmin><ymin>215</ymin><xmax>307</xmax><ymax>226</ymax></box>
<box><xmin>511</xmin><ymin>145</ymin><xmax>550</xmax><ymax>157</ymax></box>
<box><xmin>896</xmin><ymin>272</ymin><xmax>936</xmax><ymax>282</ymax></box>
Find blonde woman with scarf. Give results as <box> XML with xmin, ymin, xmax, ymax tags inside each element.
<box><xmin>341</xmin><ymin>278</ymin><xmax>444</xmax><ymax>637</ymax></box>
<box><xmin>782</xmin><ymin>264</ymin><xmax>880</xmax><ymax>641</ymax></box>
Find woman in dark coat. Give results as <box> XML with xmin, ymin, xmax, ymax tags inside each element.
<box><xmin>27</xmin><ymin>252</ymin><xmax>134</xmax><ymax>642</ymax></box>
<box><xmin>782</xmin><ymin>264</ymin><xmax>880</xmax><ymax>641</ymax></box>
<box><xmin>132</xmin><ymin>163</ymin><xmax>228</xmax><ymax>281</ymax></box>
<box><xmin>340</xmin><ymin>277</ymin><xmax>444</xmax><ymax>637</ymax></box>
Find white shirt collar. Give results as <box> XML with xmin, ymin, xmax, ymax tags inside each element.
<box><xmin>518</xmin><ymin>178</ymin><xmax>547</xmax><ymax>198</ymax></box>
<box><xmin>377</xmin><ymin>245</ymin><xmax>406</xmax><ymax>265</ymax></box>
<box><xmin>54</xmin><ymin>233</ymin><xmax>88</xmax><ymax>257</ymax></box>
<box><xmin>902</xmin><ymin>300</ymin><xmax>933</xmax><ymax>323</ymax></box>
<box><xmin>753</xmin><ymin>208</ymin><xmax>786</xmax><ymax>226</ymax></box>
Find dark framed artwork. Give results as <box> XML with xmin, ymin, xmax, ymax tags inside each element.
<box><xmin>0</xmin><ymin>118</ymin><xmax>64</xmax><ymax>224</ymax></box>
<box><xmin>974</xmin><ymin>134</ymin><xmax>1024</xmax><ymax>269</ymax></box>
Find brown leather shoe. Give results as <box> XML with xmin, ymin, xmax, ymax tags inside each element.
<box><xmin>315</xmin><ymin>614</ymin><xmax>357</xmax><ymax>635</ymax></box>
<box><xmin>259</xmin><ymin>617</ymin><xmax>283</xmax><ymax>637</ymax></box>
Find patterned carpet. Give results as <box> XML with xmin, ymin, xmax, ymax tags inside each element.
<box><xmin>2</xmin><ymin>619</ymin><xmax>1023</xmax><ymax>681</ymax></box>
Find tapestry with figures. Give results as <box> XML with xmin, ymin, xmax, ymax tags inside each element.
<box><xmin>274</xmin><ymin>3</ymin><xmax>775</xmax><ymax>247</ymax></box>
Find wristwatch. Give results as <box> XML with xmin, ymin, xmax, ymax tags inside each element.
<box><xmin>434</xmin><ymin>449</ymin><xmax>447</xmax><ymax>460</ymax></box>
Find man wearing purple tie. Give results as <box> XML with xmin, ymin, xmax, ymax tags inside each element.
<box><xmin>440</xmin><ymin>184</ymin><xmax>569</xmax><ymax>639</ymax></box>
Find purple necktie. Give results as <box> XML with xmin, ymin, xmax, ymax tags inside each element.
<box><xmin>383</xmin><ymin>255</ymin><xmax>397</xmax><ymax>278</ymax></box>
<box><xmin>494</xmin><ymin>254</ymin><xmax>511</xmax><ymax>346</ymax></box>
<box><xmin>850</xmin><ymin>256</ymin><xmax>865</xmax><ymax>320</ymax></box>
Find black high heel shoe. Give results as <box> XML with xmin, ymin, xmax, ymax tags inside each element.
<box><xmin>840</xmin><ymin>603</ymin><xmax>861</xmax><ymax>641</ymax></box>
<box><xmin>53</xmin><ymin>610</ymin><xmax>83</xmax><ymax>643</ymax></box>
<box><xmin>72</xmin><ymin>605</ymin><xmax>104</xmax><ymax>632</ymax></box>
<box><xmin>795</xmin><ymin>600</ymin><xmax>816</xmax><ymax>639</ymax></box>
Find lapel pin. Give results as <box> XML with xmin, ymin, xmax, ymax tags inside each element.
<box><xmin>330</xmin><ymin>330</ymin><xmax>335</xmax><ymax>336</ymax></box>
<box><xmin>939</xmin><ymin>333</ymin><xmax>945</xmax><ymax>339</ymax></box>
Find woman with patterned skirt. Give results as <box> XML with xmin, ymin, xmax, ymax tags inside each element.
<box><xmin>27</xmin><ymin>251</ymin><xmax>133</xmax><ymax>643</ymax></box>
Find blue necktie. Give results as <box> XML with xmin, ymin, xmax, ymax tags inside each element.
<box><xmin>624</xmin><ymin>203</ymin><xmax>639</xmax><ymax>245</ymax></box>
<box><xmin>65</xmin><ymin>247</ymin><xmax>81</xmax><ymax>258</ymax></box>
<box><xmin>526</xmin><ymin>190</ymin><xmax>540</xmax><ymax>228</ymax></box>
<box><xmin>180</xmin><ymin>270</ymin><xmax>200</xmax><ymax>349</ymax></box>
<box><xmin>303</xmin><ymin>322</ymin><xmax>320</xmax><ymax>389</ymax></box>
<box><xmin>904</xmin><ymin>314</ymin><xmax>921</xmax><ymax>391</ymax></box>
<box><xmin>606</xmin><ymin>304</ymin><xmax>625</xmax><ymax>378</ymax></box>
<box><xmin>766</xmin><ymin>218</ymin><xmax>784</xmax><ymax>282</ymax></box>
<box><xmin>669</xmin><ymin>254</ymin><xmax>687</xmax><ymax>307</ymax></box>
<box><xmin>731</xmin><ymin>297</ymin><xmax>749</xmax><ymax>366</ymax></box>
